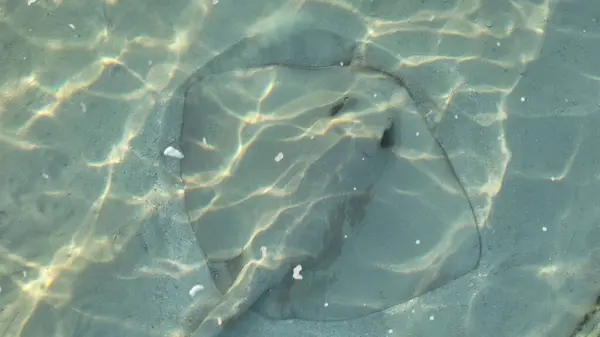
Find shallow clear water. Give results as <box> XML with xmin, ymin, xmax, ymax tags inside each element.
<box><xmin>0</xmin><ymin>1</ymin><xmax>599</xmax><ymax>337</ymax></box>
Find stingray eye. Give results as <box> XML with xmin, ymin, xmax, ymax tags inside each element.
<box><xmin>379</xmin><ymin>118</ymin><xmax>395</xmax><ymax>149</ymax></box>
<box><xmin>329</xmin><ymin>96</ymin><xmax>349</xmax><ymax>117</ymax></box>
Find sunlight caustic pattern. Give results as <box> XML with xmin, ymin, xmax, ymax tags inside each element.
<box><xmin>0</xmin><ymin>0</ymin><xmax>560</xmax><ymax>336</ymax></box>
<box><xmin>0</xmin><ymin>0</ymin><xmax>218</xmax><ymax>335</ymax></box>
<box><xmin>180</xmin><ymin>62</ymin><xmax>481</xmax><ymax>330</ymax></box>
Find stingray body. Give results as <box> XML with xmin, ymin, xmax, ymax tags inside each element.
<box><xmin>166</xmin><ymin>28</ymin><xmax>481</xmax><ymax>337</ymax></box>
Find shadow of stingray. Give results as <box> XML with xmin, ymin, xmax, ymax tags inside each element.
<box><xmin>167</xmin><ymin>28</ymin><xmax>481</xmax><ymax>336</ymax></box>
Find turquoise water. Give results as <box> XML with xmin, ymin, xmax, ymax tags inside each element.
<box><xmin>0</xmin><ymin>0</ymin><xmax>599</xmax><ymax>336</ymax></box>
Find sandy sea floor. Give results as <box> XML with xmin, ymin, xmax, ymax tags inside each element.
<box><xmin>0</xmin><ymin>0</ymin><xmax>599</xmax><ymax>336</ymax></box>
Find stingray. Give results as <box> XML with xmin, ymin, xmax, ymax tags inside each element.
<box><xmin>165</xmin><ymin>28</ymin><xmax>481</xmax><ymax>336</ymax></box>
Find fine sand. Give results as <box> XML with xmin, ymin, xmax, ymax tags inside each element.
<box><xmin>0</xmin><ymin>0</ymin><xmax>599</xmax><ymax>337</ymax></box>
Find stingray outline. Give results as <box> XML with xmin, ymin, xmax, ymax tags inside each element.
<box><xmin>155</xmin><ymin>27</ymin><xmax>482</xmax><ymax>337</ymax></box>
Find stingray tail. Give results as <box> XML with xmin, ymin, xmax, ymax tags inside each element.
<box><xmin>189</xmin><ymin>260</ymin><xmax>291</xmax><ymax>337</ymax></box>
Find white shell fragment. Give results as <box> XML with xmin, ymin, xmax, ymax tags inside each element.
<box><xmin>188</xmin><ymin>284</ymin><xmax>204</xmax><ymax>297</ymax></box>
<box><xmin>260</xmin><ymin>245</ymin><xmax>268</xmax><ymax>258</ymax></box>
<box><xmin>163</xmin><ymin>146</ymin><xmax>184</xmax><ymax>159</ymax></box>
<box><xmin>292</xmin><ymin>264</ymin><xmax>303</xmax><ymax>280</ymax></box>
<box><xmin>274</xmin><ymin>152</ymin><xmax>284</xmax><ymax>162</ymax></box>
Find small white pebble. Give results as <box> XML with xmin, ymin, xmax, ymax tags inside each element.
<box><xmin>292</xmin><ymin>264</ymin><xmax>303</xmax><ymax>280</ymax></box>
<box><xmin>344</xmin><ymin>234</ymin><xmax>348</xmax><ymax>239</ymax></box>
<box><xmin>353</xmin><ymin>187</ymin><xmax>356</xmax><ymax>191</ymax></box>
<box><xmin>542</xmin><ymin>226</ymin><xmax>548</xmax><ymax>232</ymax></box>
<box><xmin>201</xmin><ymin>137</ymin><xmax>208</xmax><ymax>146</ymax></box>
<box><xmin>429</xmin><ymin>315</ymin><xmax>435</xmax><ymax>321</ymax></box>
<box><xmin>550</xmin><ymin>176</ymin><xmax>556</xmax><ymax>181</ymax></box>
<box><xmin>520</xmin><ymin>96</ymin><xmax>526</xmax><ymax>102</ymax></box>
<box><xmin>217</xmin><ymin>317</ymin><xmax>222</xmax><ymax>326</ymax></box>
<box><xmin>274</xmin><ymin>152</ymin><xmax>284</xmax><ymax>162</ymax></box>
<box><xmin>163</xmin><ymin>146</ymin><xmax>184</xmax><ymax>159</ymax></box>
<box><xmin>260</xmin><ymin>246</ymin><xmax>267</xmax><ymax>257</ymax></box>
<box><xmin>415</xmin><ymin>132</ymin><xmax>420</xmax><ymax>136</ymax></box>
<box><xmin>454</xmin><ymin>115</ymin><xmax>458</xmax><ymax>119</ymax></box>
<box><xmin>415</xmin><ymin>239</ymin><xmax>420</xmax><ymax>245</ymax></box>
<box><xmin>27</xmin><ymin>0</ymin><xmax>37</xmax><ymax>5</ymax></box>
<box><xmin>388</xmin><ymin>329</ymin><xmax>394</xmax><ymax>334</ymax></box>
<box><xmin>68</xmin><ymin>24</ymin><xmax>75</xmax><ymax>30</ymax></box>
<box><xmin>324</xmin><ymin>302</ymin><xmax>329</xmax><ymax>307</ymax></box>
<box><xmin>188</xmin><ymin>284</ymin><xmax>204</xmax><ymax>297</ymax></box>
<box><xmin>42</xmin><ymin>173</ymin><xmax>49</xmax><ymax>179</ymax></box>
